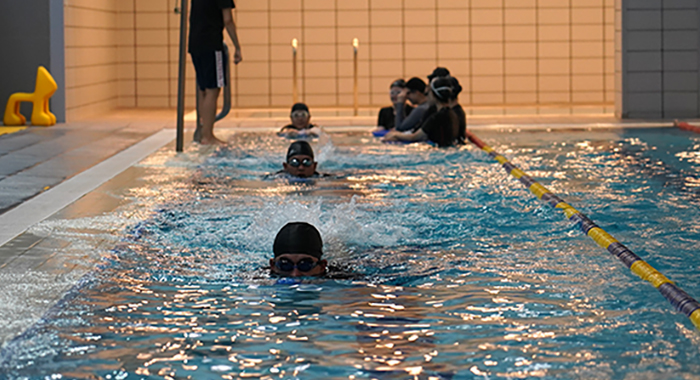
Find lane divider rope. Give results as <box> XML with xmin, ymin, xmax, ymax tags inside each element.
<box><xmin>676</xmin><ymin>121</ymin><xmax>700</xmax><ymax>134</ymax></box>
<box><xmin>466</xmin><ymin>131</ymin><xmax>700</xmax><ymax>331</ymax></box>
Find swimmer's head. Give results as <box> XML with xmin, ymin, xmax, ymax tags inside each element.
<box><xmin>406</xmin><ymin>77</ymin><xmax>427</xmax><ymax>104</ymax></box>
<box><xmin>429</xmin><ymin>77</ymin><xmax>453</xmax><ymax>104</ymax></box>
<box><xmin>271</xmin><ymin>222</ymin><xmax>327</xmax><ymax>277</ymax></box>
<box><xmin>428</xmin><ymin>67</ymin><xmax>450</xmax><ymax>82</ymax></box>
<box><xmin>290</xmin><ymin>103</ymin><xmax>311</xmax><ymax>128</ymax></box>
<box><xmin>389</xmin><ymin>79</ymin><xmax>406</xmax><ymax>103</ymax></box>
<box><xmin>283</xmin><ymin>141</ymin><xmax>317</xmax><ymax>178</ymax></box>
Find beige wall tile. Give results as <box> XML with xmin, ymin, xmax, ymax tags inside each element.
<box><xmin>370</xmin><ymin>27</ymin><xmax>403</xmax><ymax>44</ymax></box>
<box><xmin>539</xmin><ymin>76</ymin><xmax>571</xmax><ymax>92</ymax></box>
<box><xmin>539</xmin><ymin>59</ymin><xmax>570</xmax><ymax>75</ymax></box>
<box><xmin>472</xmin><ymin>26</ymin><xmax>504</xmax><ymax>42</ymax></box>
<box><xmin>93</xmin><ymin>0</ymin><xmax>615</xmax><ymax>111</ymax></box>
<box><xmin>472</xmin><ymin>42</ymin><xmax>504</xmax><ymax>59</ymax></box>
<box><xmin>506</xmin><ymin>92</ymin><xmax>538</xmax><ymax>104</ymax></box>
<box><xmin>405</xmin><ymin>26</ymin><xmax>437</xmax><ymax>43</ymax></box>
<box><xmin>505</xmin><ymin>26</ymin><xmax>536</xmax><ymax>42</ymax></box>
<box><xmin>438</xmin><ymin>43</ymin><xmax>469</xmax><ymax>59</ymax></box>
<box><xmin>506</xmin><ymin>76</ymin><xmax>537</xmax><ymax>92</ymax></box>
<box><xmin>472</xmin><ymin>76</ymin><xmax>504</xmax><ymax>93</ymax></box>
<box><xmin>505</xmin><ymin>59</ymin><xmax>536</xmax><ymax>75</ymax></box>
<box><xmin>438</xmin><ymin>26</ymin><xmax>470</xmax><ymax>43</ymax></box>
<box><xmin>437</xmin><ymin>9</ymin><xmax>468</xmax><ymax>26</ymax></box>
<box><xmin>471</xmin><ymin>9</ymin><xmax>504</xmax><ymax>26</ymax></box>
<box><xmin>472</xmin><ymin>93</ymin><xmax>505</xmax><ymax>105</ymax></box>
<box><xmin>472</xmin><ymin>59</ymin><xmax>504</xmax><ymax>75</ymax></box>
<box><xmin>506</xmin><ymin>9</ymin><xmax>536</xmax><ymax>25</ymax></box>
<box><xmin>404</xmin><ymin>43</ymin><xmax>437</xmax><ymax>60</ymax></box>
<box><xmin>505</xmin><ymin>42</ymin><xmax>536</xmax><ymax>58</ymax></box>
<box><xmin>539</xmin><ymin>92</ymin><xmax>571</xmax><ymax>104</ymax></box>
<box><xmin>405</xmin><ymin>10</ymin><xmax>437</xmax><ymax>26</ymax></box>
<box><xmin>304</xmin><ymin>11</ymin><xmax>336</xmax><ymax>27</ymax></box>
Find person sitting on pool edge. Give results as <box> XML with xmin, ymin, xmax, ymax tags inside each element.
<box><xmin>278</xmin><ymin>103</ymin><xmax>322</xmax><ymax>138</ymax></box>
<box><xmin>266</xmin><ymin>140</ymin><xmax>327</xmax><ymax>179</ymax></box>
<box><xmin>270</xmin><ymin>222</ymin><xmax>327</xmax><ymax>277</ymax></box>
<box><xmin>374</xmin><ymin>79</ymin><xmax>413</xmax><ymax>132</ymax></box>
<box><xmin>393</xmin><ymin>77</ymin><xmax>430</xmax><ymax>132</ymax></box>
<box><xmin>382</xmin><ymin>77</ymin><xmax>460</xmax><ymax>147</ymax></box>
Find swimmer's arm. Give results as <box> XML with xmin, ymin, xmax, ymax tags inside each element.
<box><xmin>395</xmin><ymin>103</ymin><xmax>427</xmax><ymax>132</ymax></box>
<box><xmin>278</xmin><ymin>126</ymin><xmax>299</xmax><ymax>137</ymax></box>
<box><xmin>382</xmin><ymin>128</ymin><xmax>427</xmax><ymax>142</ymax></box>
<box><xmin>307</xmin><ymin>126</ymin><xmax>322</xmax><ymax>136</ymax></box>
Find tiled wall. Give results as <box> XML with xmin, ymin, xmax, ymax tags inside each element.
<box><xmin>64</xmin><ymin>0</ymin><xmax>120</xmax><ymax>120</ymax></box>
<box><xmin>122</xmin><ymin>0</ymin><xmax>615</xmax><ymax>110</ymax></box>
<box><xmin>619</xmin><ymin>0</ymin><xmax>700</xmax><ymax>118</ymax></box>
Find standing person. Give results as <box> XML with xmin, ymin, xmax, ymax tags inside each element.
<box><xmin>189</xmin><ymin>0</ymin><xmax>242</xmax><ymax>145</ymax></box>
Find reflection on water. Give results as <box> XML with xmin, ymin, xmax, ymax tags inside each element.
<box><xmin>1</xmin><ymin>129</ymin><xmax>700</xmax><ymax>379</ymax></box>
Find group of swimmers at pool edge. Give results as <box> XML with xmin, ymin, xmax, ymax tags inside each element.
<box><xmin>267</xmin><ymin>67</ymin><xmax>468</xmax><ymax>279</ymax></box>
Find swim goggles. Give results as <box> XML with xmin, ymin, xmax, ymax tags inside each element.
<box><xmin>287</xmin><ymin>157</ymin><xmax>313</xmax><ymax>167</ymax></box>
<box><xmin>275</xmin><ymin>257</ymin><xmax>318</xmax><ymax>272</ymax></box>
<box><xmin>291</xmin><ymin>110</ymin><xmax>309</xmax><ymax>118</ymax></box>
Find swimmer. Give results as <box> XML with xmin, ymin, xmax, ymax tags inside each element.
<box><xmin>278</xmin><ymin>103</ymin><xmax>322</xmax><ymax>138</ymax></box>
<box><xmin>382</xmin><ymin>77</ymin><xmax>460</xmax><ymax>147</ymax></box>
<box><xmin>270</xmin><ymin>222</ymin><xmax>327</xmax><ymax>277</ymax></box>
<box><xmin>393</xmin><ymin>77</ymin><xmax>430</xmax><ymax>132</ymax></box>
<box><xmin>374</xmin><ymin>79</ymin><xmax>413</xmax><ymax>133</ymax></box>
<box><xmin>269</xmin><ymin>222</ymin><xmax>357</xmax><ymax>280</ymax></box>
<box><xmin>267</xmin><ymin>140</ymin><xmax>327</xmax><ymax>179</ymax></box>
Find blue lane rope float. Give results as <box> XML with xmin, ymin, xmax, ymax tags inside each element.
<box><xmin>466</xmin><ymin>131</ymin><xmax>700</xmax><ymax>331</ymax></box>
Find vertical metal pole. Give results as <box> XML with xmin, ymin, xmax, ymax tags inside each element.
<box><xmin>175</xmin><ymin>0</ymin><xmax>188</xmax><ymax>152</ymax></box>
<box><xmin>353</xmin><ymin>38</ymin><xmax>359</xmax><ymax>116</ymax></box>
<box><xmin>292</xmin><ymin>38</ymin><xmax>298</xmax><ymax>103</ymax></box>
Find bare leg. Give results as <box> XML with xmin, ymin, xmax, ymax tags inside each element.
<box><xmin>199</xmin><ymin>87</ymin><xmax>225</xmax><ymax>145</ymax></box>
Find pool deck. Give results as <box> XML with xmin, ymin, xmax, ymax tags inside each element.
<box><xmin>0</xmin><ymin>108</ymin><xmax>682</xmax><ymax>347</ymax></box>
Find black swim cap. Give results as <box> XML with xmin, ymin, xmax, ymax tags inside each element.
<box><xmin>406</xmin><ymin>77</ymin><xmax>426</xmax><ymax>93</ymax></box>
<box><xmin>390</xmin><ymin>79</ymin><xmax>407</xmax><ymax>88</ymax></box>
<box><xmin>430</xmin><ymin>77</ymin><xmax>453</xmax><ymax>102</ymax></box>
<box><xmin>428</xmin><ymin>67</ymin><xmax>450</xmax><ymax>82</ymax></box>
<box><xmin>286</xmin><ymin>140</ymin><xmax>314</xmax><ymax>160</ymax></box>
<box><xmin>291</xmin><ymin>103</ymin><xmax>309</xmax><ymax>113</ymax></box>
<box><xmin>273</xmin><ymin>222</ymin><xmax>323</xmax><ymax>259</ymax></box>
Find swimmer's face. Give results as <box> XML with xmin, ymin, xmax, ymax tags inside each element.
<box><xmin>283</xmin><ymin>154</ymin><xmax>317</xmax><ymax>178</ymax></box>
<box><xmin>407</xmin><ymin>89</ymin><xmax>423</xmax><ymax>105</ymax></box>
<box><xmin>389</xmin><ymin>86</ymin><xmax>403</xmax><ymax>103</ymax></box>
<box><xmin>291</xmin><ymin>110</ymin><xmax>310</xmax><ymax>129</ymax></box>
<box><xmin>270</xmin><ymin>253</ymin><xmax>327</xmax><ymax>277</ymax></box>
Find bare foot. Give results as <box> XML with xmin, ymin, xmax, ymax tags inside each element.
<box><xmin>200</xmin><ymin>135</ymin><xmax>227</xmax><ymax>145</ymax></box>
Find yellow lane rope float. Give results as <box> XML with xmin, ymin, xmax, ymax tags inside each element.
<box><xmin>466</xmin><ymin>131</ymin><xmax>700</xmax><ymax>331</ymax></box>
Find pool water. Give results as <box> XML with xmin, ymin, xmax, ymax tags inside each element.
<box><xmin>1</xmin><ymin>128</ymin><xmax>699</xmax><ymax>379</ymax></box>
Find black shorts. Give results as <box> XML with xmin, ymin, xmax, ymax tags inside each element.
<box><xmin>190</xmin><ymin>50</ymin><xmax>227</xmax><ymax>91</ymax></box>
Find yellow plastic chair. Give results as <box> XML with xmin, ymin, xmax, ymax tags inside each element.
<box><xmin>3</xmin><ymin>66</ymin><xmax>58</xmax><ymax>126</ymax></box>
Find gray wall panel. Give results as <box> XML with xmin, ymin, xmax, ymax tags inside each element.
<box><xmin>0</xmin><ymin>0</ymin><xmax>64</xmax><ymax>124</ymax></box>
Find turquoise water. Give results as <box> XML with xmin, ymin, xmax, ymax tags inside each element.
<box><xmin>1</xmin><ymin>128</ymin><xmax>700</xmax><ymax>379</ymax></box>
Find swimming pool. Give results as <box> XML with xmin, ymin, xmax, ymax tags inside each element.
<box><xmin>1</xmin><ymin>127</ymin><xmax>699</xmax><ymax>379</ymax></box>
